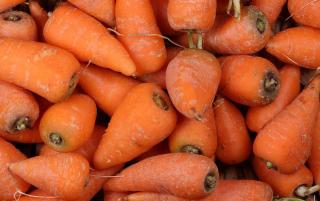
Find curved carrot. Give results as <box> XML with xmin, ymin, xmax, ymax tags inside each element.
<box><xmin>79</xmin><ymin>64</ymin><xmax>140</xmax><ymax>116</ymax></box>
<box><xmin>44</xmin><ymin>4</ymin><xmax>136</xmax><ymax>76</ymax></box>
<box><xmin>0</xmin><ymin>121</ymin><xmax>42</xmax><ymax>143</ymax></box>
<box><xmin>93</xmin><ymin>83</ymin><xmax>177</xmax><ymax>169</ymax></box>
<box><xmin>0</xmin><ymin>0</ymin><xmax>25</xmax><ymax>12</ymax></box>
<box><xmin>253</xmin><ymin>75</ymin><xmax>320</xmax><ymax>174</ymax></box>
<box><xmin>166</xmin><ymin>49</ymin><xmax>221</xmax><ymax>120</ymax></box>
<box><xmin>115</xmin><ymin>0</ymin><xmax>167</xmax><ymax>75</ymax></box>
<box><xmin>288</xmin><ymin>0</ymin><xmax>320</xmax><ymax>29</ymax></box>
<box><xmin>105</xmin><ymin>153</ymin><xmax>219</xmax><ymax>199</ymax></box>
<box><xmin>29</xmin><ymin>0</ymin><xmax>49</xmax><ymax>40</ymax></box>
<box><xmin>308</xmin><ymin>110</ymin><xmax>320</xmax><ymax>185</ymax></box>
<box><xmin>214</xmin><ymin>96</ymin><xmax>252</xmax><ymax>165</ymax></box>
<box><xmin>104</xmin><ymin>192</ymin><xmax>128</xmax><ymax>201</ymax></box>
<box><xmin>246</xmin><ymin>65</ymin><xmax>301</xmax><ymax>132</ymax></box>
<box><xmin>252</xmin><ymin>0</ymin><xmax>287</xmax><ymax>25</ymax></box>
<box><xmin>121</xmin><ymin>192</ymin><xmax>189</xmax><ymax>201</ymax></box>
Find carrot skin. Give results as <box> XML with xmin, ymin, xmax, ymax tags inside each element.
<box><xmin>288</xmin><ymin>0</ymin><xmax>320</xmax><ymax>29</ymax></box>
<box><xmin>0</xmin><ymin>0</ymin><xmax>25</xmax><ymax>12</ymax></box>
<box><xmin>29</xmin><ymin>0</ymin><xmax>49</xmax><ymax>40</ymax></box>
<box><xmin>252</xmin><ymin>0</ymin><xmax>287</xmax><ymax>25</ymax></box>
<box><xmin>308</xmin><ymin>110</ymin><xmax>320</xmax><ymax>184</ymax></box>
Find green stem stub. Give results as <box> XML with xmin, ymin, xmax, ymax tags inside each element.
<box><xmin>180</xmin><ymin>145</ymin><xmax>202</xmax><ymax>155</ymax></box>
<box><xmin>187</xmin><ymin>30</ymin><xmax>196</xmax><ymax>49</ymax></box>
<box><xmin>49</xmin><ymin>132</ymin><xmax>64</xmax><ymax>146</ymax></box>
<box><xmin>266</xmin><ymin>161</ymin><xmax>275</xmax><ymax>169</ymax></box>
<box><xmin>12</xmin><ymin>116</ymin><xmax>30</xmax><ymax>133</ymax></box>
<box><xmin>204</xmin><ymin>172</ymin><xmax>217</xmax><ymax>192</ymax></box>
<box><xmin>152</xmin><ymin>92</ymin><xmax>169</xmax><ymax>111</ymax></box>
<box><xmin>256</xmin><ymin>13</ymin><xmax>267</xmax><ymax>34</ymax></box>
<box><xmin>4</xmin><ymin>14</ymin><xmax>22</xmax><ymax>22</ymax></box>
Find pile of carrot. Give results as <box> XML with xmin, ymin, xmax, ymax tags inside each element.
<box><xmin>1</xmin><ymin>0</ymin><xmax>320</xmax><ymax>200</ymax></box>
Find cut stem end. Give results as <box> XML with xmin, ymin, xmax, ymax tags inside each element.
<box><xmin>12</xmin><ymin>116</ymin><xmax>30</xmax><ymax>133</ymax></box>
<box><xmin>180</xmin><ymin>145</ymin><xmax>202</xmax><ymax>155</ymax></box>
<box><xmin>152</xmin><ymin>92</ymin><xmax>169</xmax><ymax>111</ymax></box>
<box><xmin>49</xmin><ymin>132</ymin><xmax>64</xmax><ymax>146</ymax></box>
<box><xmin>204</xmin><ymin>172</ymin><xmax>217</xmax><ymax>192</ymax></box>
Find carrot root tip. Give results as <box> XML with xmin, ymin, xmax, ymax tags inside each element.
<box><xmin>204</xmin><ymin>172</ymin><xmax>217</xmax><ymax>192</ymax></box>
<box><xmin>11</xmin><ymin>116</ymin><xmax>31</xmax><ymax>133</ymax></box>
<box><xmin>256</xmin><ymin>13</ymin><xmax>267</xmax><ymax>34</ymax></box>
<box><xmin>295</xmin><ymin>185</ymin><xmax>320</xmax><ymax>197</ymax></box>
<box><xmin>180</xmin><ymin>145</ymin><xmax>202</xmax><ymax>155</ymax></box>
<box><xmin>3</xmin><ymin>14</ymin><xmax>22</xmax><ymax>22</ymax></box>
<box><xmin>152</xmin><ymin>92</ymin><xmax>169</xmax><ymax>111</ymax></box>
<box><xmin>262</xmin><ymin>71</ymin><xmax>280</xmax><ymax>103</ymax></box>
<box><xmin>49</xmin><ymin>132</ymin><xmax>64</xmax><ymax>146</ymax></box>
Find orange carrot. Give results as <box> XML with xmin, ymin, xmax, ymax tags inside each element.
<box><xmin>79</xmin><ymin>64</ymin><xmax>140</xmax><ymax>116</ymax></box>
<box><xmin>104</xmin><ymin>192</ymin><xmax>128</xmax><ymax>201</ymax></box>
<box><xmin>288</xmin><ymin>0</ymin><xmax>320</xmax><ymax>29</ymax></box>
<box><xmin>115</xmin><ymin>0</ymin><xmax>167</xmax><ymax>75</ymax></box>
<box><xmin>93</xmin><ymin>83</ymin><xmax>177</xmax><ymax>169</ymax></box>
<box><xmin>308</xmin><ymin>110</ymin><xmax>320</xmax><ymax>185</ymax></box>
<box><xmin>214</xmin><ymin>96</ymin><xmax>252</xmax><ymax>165</ymax></box>
<box><xmin>253</xmin><ymin>75</ymin><xmax>320</xmax><ymax>174</ymax></box>
<box><xmin>166</xmin><ymin>49</ymin><xmax>221</xmax><ymax>120</ymax></box>
<box><xmin>8</xmin><ymin>153</ymin><xmax>90</xmax><ymax>201</ymax></box>
<box><xmin>246</xmin><ymin>65</ymin><xmax>301</xmax><ymax>132</ymax></box>
<box><xmin>0</xmin><ymin>121</ymin><xmax>42</xmax><ymax>143</ymax></box>
<box><xmin>105</xmin><ymin>153</ymin><xmax>219</xmax><ymax>199</ymax></box>
<box><xmin>252</xmin><ymin>0</ymin><xmax>287</xmax><ymax>25</ymax></box>
<box><xmin>43</xmin><ymin>4</ymin><xmax>136</xmax><ymax>76</ymax></box>
<box><xmin>29</xmin><ymin>0</ymin><xmax>49</xmax><ymax>40</ymax></box>
<box><xmin>0</xmin><ymin>0</ymin><xmax>25</xmax><ymax>12</ymax></box>
<box><xmin>121</xmin><ymin>192</ymin><xmax>189</xmax><ymax>201</ymax></box>
<box><xmin>39</xmin><ymin>93</ymin><xmax>97</xmax><ymax>152</ymax></box>
<box><xmin>219</xmin><ymin>55</ymin><xmax>280</xmax><ymax>106</ymax></box>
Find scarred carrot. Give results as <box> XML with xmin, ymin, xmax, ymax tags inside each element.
<box><xmin>288</xmin><ymin>0</ymin><xmax>320</xmax><ymax>29</ymax></box>
<box><xmin>29</xmin><ymin>0</ymin><xmax>49</xmax><ymax>40</ymax></box>
<box><xmin>0</xmin><ymin>0</ymin><xmax>25</xmax><ymax>12</ymax></box>
<box><xmin>252</xmin><ymin>0</ymin><xmax>287</xmax><ymax>25</ymax></box>
<box><xmin>308</xmin><ymin>110</ymin><xmax>320</xmax><ymax>185</ymax></box>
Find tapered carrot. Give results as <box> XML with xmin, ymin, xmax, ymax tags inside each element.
<box><xmin>79</xmin><ymin>64</ymin><xmax>140</xmax><ymax>116</ymax></box>
<box><xmin>266</xmin><ymin>26</ymin><xmax>320</xmax><ymax>69</ymax></box>
<box><xmin>29</xmin><ymin>0</ymin><xmax>49</xmax><ymax>40</ymax></box>
<box><xmin>206</xmin><ymin>6</ymin><xmax>272</xmax><ymax>55</ymax></box>
<box><xmin>214</xmin><ymin>96</ymin><xmax>252</xmax><ymax>165</ymax></box>
<box><xmin>39</xmin><ymin>93</ymin><xmax>97</xmax><ymax>152</ymax></box>
<box><xmin>246</xmin><ymin>65</ymin><xmax>301</xmax><ymax>132</ymax></box>
<box><xmin>105</xmin><ymin>153</ymin><xmax>219</xmax><ymax>199</ymax></box>
<box><xmin>68</xmin><ymin>0</ymin><xmax>115</xmax><ymax>27</ymax></box>
<box><xmin>166</xmin><ymin>49</ymin><xmax>221</xmax><ymax>120</ymax></box>
<box><xmin>219</xmin><ymin>55</ymin><xmax>280</xmax><ymax>106</ymax></box>
<box><xmin>115</xmin><ymin>0</ymin><xmax>167</xmax><ymax>75</ymax></box>
<box><xmin>0</xmin><ymin>0</ymin><xmax>25</xmax><ymax>12</ymax></box>
<box><xmin>0</xmin><ymin>121</ymin><xmax>42</xmax><ymax>143</ymax></box>
<box><xmin>169</xmin><ymin>108</ymin><xmax>217</xmax><ymax>157</ymax></box>
<box><xmin>253</xmin><ymin>75</ymin><xmax>320</xmax><ymax>174</ymax></box>
<box><xmin>121</xmin><ymin>192</ymin><xmax>189</xmax><ymax>201</ymax></box>
<box><xmin>9</xmin><ymin>153</ymin><xmax>90</xmax><ymax>201</ymax></box>
<box><xmin>288</xmin><ymin>0</ymin><xmax>320</xmax><ymax>29</ymax></box>
<box><xmin>44</xmin><ymin>4</ymin><xmax>136</xmax><ymax>76</ymax></box>
<box><xmin>252</xmin><ymin>0</ymin><xmax>287</xmax><ymax>25</ymax></box>
<box><xmin>104</xmin><ymin>192</ymin><xmax>128</xmax><ymax>201</ymax></box>
<box><xmin>308</xmin><ymin>110</ymin><xmax>320</xmax><ymax>185</ymax></box>
<box><xmin>93</xmin><ymin>83</ymin><xmax>177</xmax><ymax>169</ymax></box>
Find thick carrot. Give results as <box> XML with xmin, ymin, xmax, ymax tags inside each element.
<box><xmin>246</xmin><ymin>65</ymin><xmax>301</xmax><ymax>132</ymax></box>
<box><xmin>105</xmin><ymin>153</ymin><xmax>219</xmax><ymax>199</ymax></box>
<box><xmin>251</xmin><ymin>0</ymin><xmax>287</xmax><ymax>25</ymax></box>
<box><xmin>219</xmin><ymin>55</ymin><xmax>280</xmax><ymax>106</ymax></box>
<box><xmin>93</xmin><ymin>83</ymin><xmax>177</xmax><ymax>169</ymax></box>
<box><xmin>0</xmin><ymin>0</ymin><xmax>25</xmax><ymax>12</ymax></box>
<box><xmin>169</xmin><ymin>108</ymin><xmax>217</xmax><ymax>157</ymax></box>
<box><xmin>68</xmin><ymin>0</ymin><xmax>115</xmax><ymax>27</ymax></box>
<box><xmin>308</xmin><ymin>110</ymin><xmax>320</xmax><ymax>185</ymax></box>
<box><xmin>115</xmin><ymin>0</ymin><xmax>167</xmax><ymax>75</ymax></box>
<box><xmin>39</xmin><ymin>93</ymin><xmax>97</xmax><ymax>152</ymax></box>
<box><xmin>104</xmin><ymin>192</ymin><xmax>128</xmax><ymax>201</ymax></box>
<box><xmin>0</xmin><ymin>121</ymin><xmax>42</xmax><ymax>143</ymax></box>
<box><xmin>253</xmin><ymin>75</ymin><xmax>320</xmax><ymax>174</ymax></box>
<box><xmin>288</xmin><ymin>0</ymin><xmax>320</xmax><ymax>29</ymax></box>
<box><xmin>214</xmin><ymin>96</ymin><xmax>252</xmax><ymax>165</ymax></box>
<box><xmin>166</xmin><ymin>49</ymin><xmax>221</xmax><ymax>120</ymax></box>
<box><xmin>266</xmin><ymin>26</ymin><xmax>320</xmax><ymax>69</ymax></box>
<box><xmin>121</xmin><ymin>192</ymin><xmax>189</xmax><ymax>201</ymax></box>
<box><xmin>206</xmin><ymin>6</ymin><xmax>272</xmax><ymax>55</ymax></box>
<box><xmin>29</xmin><ymin>0</ymin><xmax>49</xmax><ymax>40</ymax></box>
<box><xmin>79</xmin><ymin>64</ymin><xmax>140</xmax><ymax>116</ymax></box>
<box><xmin>8</xmin><ymin>153</ymin><xmax>90</xmax><ymax>201</ymax></box>
<box><xmin>43</xmin><ymin>4</ymin><xmax>136</xmax><ymax>76</ymax></box>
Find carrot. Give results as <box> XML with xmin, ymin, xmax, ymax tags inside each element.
<box><xmin>206</xmin><ymin>6</ymin><xmax>272</xmax><ymax>55</ymax></box>
<box><xmin>0</xmin><ymin>121</ymin><xmax>42</xmax><ymax>143</ymax></box>
<box><xmin>29</xmin><ymin>0</ymin><xmax>49</xmax><ymax>40</ymax></box>
<box><xmin>120</xmin><ymin>192</ymin><xmax>189</xmax><ymax>201</ymax></box>
<box><xmin>93</xmin><ymin>83</ymin><xmax>177</xmax><ymax>169</ymax></box>
<box><xmin>79</xmin><ymin>64</ymin><xmax>140</xmax><ymax>116</ymax></box>
<box><xmin>251</xmin><ymin>0</ymin><xmax>287</xmax><ymax>25</ymax></box>
<box><xmin>133</xmin><ymin>139</ymin><xmax>170</xmax><ymax>162</ymax></box>
<box><xmin>166</xmin><ymin>49</ymin><xmax>221</xmax><ymax>120</ymax></box>
<box><xmin>43</xmin><ymin>4</ymin><xmax>136</xmax><ymax>76</ymax></box>
<box><xmin>246</xmin><ymin>65</ymin><xmax>301</xmax><ymax>132</ymax></box>
<box><xmin>104</xmin><ymin>192</ymin><xmax>128</xmax><ymax>201</ymax></box>
<box><xmin>214</xmin><ymin>96</ymin><xmax>252</xmax><ymax>165</ymax></box>
<box><xmin>288</xmin><ymin>0</ymin><xmax>320</xmax><ymax>29</ymax></box>
<box><xmin>218</xmin><ymin>55</ymin><xmax>280</xmax><ymax>106</ymax></box>
<box><xmin>115</xmin><ymin>0</ymin><xmax>167</xmax><ymax>75</ymax></box>
<box><xmin>68</xmin><ymin>0</ymin><xmax>115</xmax><ymax>27</ymax></box>
<box><xmin>105</xmin><ymin>153</ymin><xmax>219</xmax><ymax>199</ymax></box>
<box><xmin>308</xmin><ymin>110</ymin><xmax>320</xmax><ymax>185</ymax></box>
<box><xmin>168</xmin><ymin>108</ymin><xmax>217</xmax><ymax>157</ymax></box>
<box><xmin>18</xmin><ymin>189</ymin><xmax>62</xmax><ymax>201</ymax></box>
<box><xmin>39</xmin><ymin>93</ymin><xmax>97</xmax><ymax>152</ymax></box>
<box><xmin>0</xmin><ymin>0</ymin><xmax>25</xmax><ymax>12</ymax></box>
<box><xmin>266</xmin><ymin>26</ymin><xmax>320</xmax><ymax>69</ymax></box>
<box><xmin>0</xmin><ymin>137</ymin><xmax>30</xmax><ymax>201</ymax></box>
<box><xmin>8</xmin><ymin>153</ymin><xmax>90</xmax><ymax>201</ymax></box>
<box><xmin>253</xmin><ymin>75</ymin><xmax>320</xmax><ymax>174</ymax></box>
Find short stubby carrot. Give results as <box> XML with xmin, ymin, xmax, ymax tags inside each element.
<box><xmin>206</xmin><ymin>6</ymin><xmax>272</xmax><ymax>55</ymax></box>
<box><xmin>166</xmin><ymin>49</ymin><xmax>221</xmax><ymax>120</ymax></box>
<box><xmin>266</xmin><ymin>26</ymin><xmax>320</xmax><ymax>69</ymax></box>
<box><xmin>214</xmin><ymin>96</ymin><xmax>252</xmax><ymax>165</ymax></box>
<box><xmin>29</xmin><ymin>0</ymin><xmax>49</xmax><ymax>40</ymax></box>
<box><xmin>167</xmin><ymin>0</ymin><xmax>217</xmax><ymax>32</ymax></box>
<box><xmin>68</xmin><ymin>0</ymin><xmax>115</xmax><ymax>27</ymax></box>
<box><xmin>93</xmin><ymin>83</ymin><xmax>177</xmax><ymax>170</ymax></box>
<box><xmin>253</xmin><ymin>75</ymin><xmax>320</xmax><ymax>174</ymax></box>
<box><xmin>288</xmin><ymin>0</ymin><xmax>320</xmax><ymax>29</ymax></box>
<box><xmin>79</xmin><ymin>64</ymin><xmax>140</xmax><ymax>116</ymax></box>
<box><xmin>0</xmin><ymin>38</ymin><xmax>80</xmax><ymax>103</ymax></box>
<box><xmin>105</xmin><ymin>153</ymin><xmax>219</xmax><ymax>199</ymax></box>
<box><xmin>0</xmin><ymin>11</ymin><xmax>38</xmax><ymax>41</ymax></box>
<box><xmin>43</xmin><ymin>4</ymin><xmax>136</xmax><ymax>76</ymax></box>
<box><xmin>115</xmin><ymin>0</ymin><xmax>167</xmax><ymax>75</ymax></box>
<box><xmin>246</xmin><ymin>65</ymin><xmax>301</xmax><ymax>132</ymax></box>
<box><xmin>219</xmin><ymin>55</ymin><xmax>280</xmax><ymax>106</ymax></box>
<box><xmin>169</xmin><ymin>108</ymin><xmax>217</xmax><ymax>157</ymax></box>
<box><xmin>0</xmin><ymin>0</ymin><xmax>25</xmax><ymax>12</ymax></box>
<box><xmin>308</xmin><ymin>110</ymin><xmax>320</xmax><ymax>185</ymax></box>
<box><xmin>9</xmin><ymin>153</ymin><xmax>90</xmax><ymax>201</ymax></box>
<box><xmin>121</xmin><ymin>192</ymin><xmax>189</xmax><ymax>201</ymax></box>
<box><xmin>252</xmin><ymin>0</ymin><xmax>287</xmax><ymax>25</ymax></box>
<box><xmin>0</xmin><ymin>121</ymin><xmax>42</xmax><ymax>143</ymax></box>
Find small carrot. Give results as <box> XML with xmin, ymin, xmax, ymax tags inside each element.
<box><xmin>93</xmin><ymin>83</ymin><xmax>177</xmax><ymax>169</ymax></box>
<box><xmin>219</xmin><ymin>55</ymin><xmax>280</xmax><ymax>106</ymax></box>
<box><xmin>246</xmin><ymin>65</ymin><xmax>301</xmax><ymax>132</ymax></box>
<box><xmin>214</xmin><ymin>96</ymin><xmax>252</xmax><ymax>165</ymax></box>
<box><xmin>104</xmin><ymin>192</ymin><xmax>128</xmax><ymax>201</ymax></box>
<box><xmin>166</xmin><ymin>49</ymin><xmax>221</xmax><ymax>120</ymax></box>
<box><xmin>79</xmin><ymin>64</ymin><xmax>140</xmax><ymax>116</ymax></box>
<box><xmin>0</xmin><ymin>0</ymin><xmax>25</xmax><ymax>12</ymax></box>
<box><xmin>29</xmin><ymin>0</ymin><xmax>49</xmax><ymax>40</ymax></box>
<box><xmin>105</xmin><ymin>153</ymin><xmax>219</xmax><ymax>199</ymax></box>
<box><xmin>0</xmin><ymin>121</ymin><xmax>42</xmax><ymax>143</ymax></box>
<box><xmin>308</xmin><ymin>110</ymin><xmax>320</xmax><ymax>185</ymax></box>
<box><xmin>39</xmin><ymin>93</ymin><xmax>97</xmax><ymax>152</ymax></box>
<box><xmin>253</xmin><ymin>75</ymin><xmax>320</xmax><ymax>174</ymax></box>
<box><xmin>43</xmin><ymin>4</ymin><xmax>136</xmax><ymax>76</ymax></box>
<box><xmin>288</xmin><ymin>0</ymin><xmax>320</xmax><ymax>29</ymax></box>
<box><xmin>120</xmin><ymin>192</ymin><xmax>189</xmax><ymax>201</ymax></box>
<box><xmin>251</xmin><ymin>0</ymin><xmax>287</xmax><ymax>25</ymax></box>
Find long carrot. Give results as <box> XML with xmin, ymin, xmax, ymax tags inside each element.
<box><xmin>288</xmin><ymin>0</ymin><xmax>320</xmax><ymax>29</ymax></box>
<box><xmin>251</xmin><ymin>0</ymin><xmax>287</xmax><ymax>25</ymax></box>
<box><xmin>308</xmin><ymin>110</ymin><xmax>320</xmax><ymax>185</ymax></box>
<box><xmin>0</xmin><ymin>0</ymin><xmax>25</xmax><ymax>12</ymax></box>
<box><xmin>120</xmin><ymin>192</ymin><xmax>189</xmax><ymax>201</ymax></box>
<box><xmin>29</xmin><ymin>0</ymin><xmax>49</xmax><ymax>40</ymax></box>
<box><xmin>0</xmin><ymin>121</ymin><xmax>42</xmax><ymax>143</ymax></box>
<box><xmin>43</xmin><ymin>4</ymin><xmax>136</xmax><ymax>76</ymax></box>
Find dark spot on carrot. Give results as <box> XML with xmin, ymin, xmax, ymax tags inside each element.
<box><xmin>49</xmin><ymin>132</ymin><xmax>64</xmax><ymax>146</ymax></box>
<box><xmin>64</xmin><ymin>73</ymin><xmax>79</xmax><ymax>100</ymax></box>
<box><xmin>262</xmin><ymin>70</ymin><xmax>280</xmax><ymax>104</ymax></box>
<box><xmin>3</xmin><ymin>14</ymin><xmax>22</xmax><ymax>22</ymax></box>
<box><xmin>191</xmin><ymin>108</ymin><xmax>203</xmax><ymax>121</ymax></box>
<box><xmin>256</xmin><ymin>13</ymin><xmax>266</xmax><ymax>34</ymax></box>
<box><xmin>11</xmin><ymin>116</ymin><xmax>30</xmax><ymax>133</ymax></box>
<box><xmin>180</xmin><ymin>145</ymin><xmax>202</xmax><ymax>155</ymax></box>
<box><xmin>152</xmin><ymin>92</ymin><xmax>169</xmax><ymax>111</ymax></box>
<box><xmin>204</xmin><ymin>171</ymin><xmax>217</xmax><ymax>192</ymax></box>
